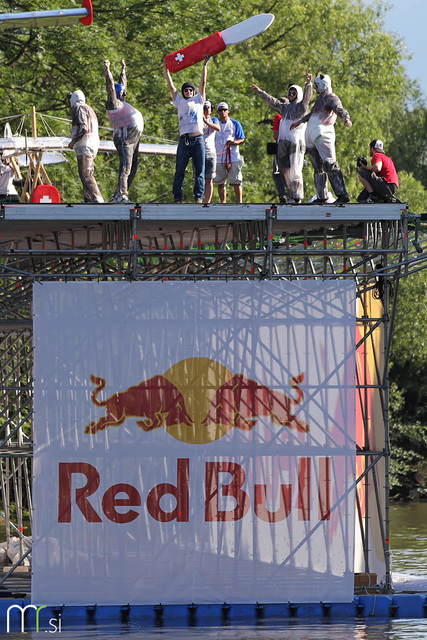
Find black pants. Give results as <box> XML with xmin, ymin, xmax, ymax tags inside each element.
<box><xmin>358</xmin><ymin>169</ymin><xmax>397</xmax><ymax>202</ymax></box>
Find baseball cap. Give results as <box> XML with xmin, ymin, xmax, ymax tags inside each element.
<box><xmin>181</xmin><ymin>81</ymin><xmax>196</xmax><ymax>95</ymax></box>
<box><xmin>371</xmin><ymin>139</ymin><xmax>384</xmax><ymax>150</ymax></box>
<box><xmin>217</xmin><ymin>102</ymin><xmax>229</xmax><ymax>111</ymax></box>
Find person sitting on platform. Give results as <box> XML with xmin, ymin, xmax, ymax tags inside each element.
<box><xmin>357</xmin><ymin>139</ymin><xmax>400</xmax><ymax>203</ymax></box>
<box><xmin>104</xmin><ymin>58</ymin><xmax>144</xmax><ymax>204</ymax></box>
<box><xmin>68</xmin><ymin>90</ymin><xmax>104</xmax><ymax>203</ymax></box>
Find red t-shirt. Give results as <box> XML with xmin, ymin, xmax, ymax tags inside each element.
<box><xmin>372</xmin><ymin>152</ymin><xmax>399</xmax><ymax>187</ymax></box>
<box><xmin>273</xmin><ymin>113</ymin><xmax>282</xmax><ymax>132</ymax></box>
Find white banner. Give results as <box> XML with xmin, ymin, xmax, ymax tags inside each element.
<box><xmin>33</xmin><ymin>281</ymin><xmax>356</xmax><ymax>605</ymax></box>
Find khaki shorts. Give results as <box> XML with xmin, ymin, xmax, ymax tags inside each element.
<box><xmin>205</xmin><ymin>154</ymin><xmax>216</xmax><ymax>180</ymax></box>
<box><xmin>214</xmin><ymin>161</ymin><xmax>243</xmax><ymax>186</ymax></box>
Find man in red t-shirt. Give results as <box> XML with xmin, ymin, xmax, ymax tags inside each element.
<box><xmin>357</xmin><ymin>139</ymin><xmax>400</xmax><ymax>203</ymax></box>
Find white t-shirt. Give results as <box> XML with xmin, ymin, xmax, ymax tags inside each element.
<box><xmin>174</xmin><ymin>92</ymin><xmax>204</xmax><ymax>136</ymax></box>
<box><xmin>215</xmin><ymin>118</ymin><xmax>244</xmax><ymax>164</ymax></box>
<box><xmin>203</xmin><ymin>116</ymin><xmax>219</xmax><ymax>155</ymax></box>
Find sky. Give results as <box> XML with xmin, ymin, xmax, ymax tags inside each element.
<box><xmin>363</xmin><ymin>0</ymin><xmax>426</xmax><ymax>100</ymax></box>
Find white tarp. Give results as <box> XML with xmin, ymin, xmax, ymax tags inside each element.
<box><xmin>32</xmin><ymin>281</ymin><xmax>356</xmax><ymax>605</ymax></box>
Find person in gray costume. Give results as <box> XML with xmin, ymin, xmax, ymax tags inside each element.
<box><xmin>291</xmin><ymin>73</ymin><xmax>352</xmax><ymax>204</ymax></box>
<box><xmin>270</xmin><ymin>103</ymin><xmax>288</xmax><ymax>202</ymax></box>
<box><xmin>68</xmin><ymin>90</ymin><xmax>104</xmax><ymax>203</ymax></box>
<box><xmin>252</xmin><ymin>71</ymin><xmax>312</xmax><ymax>203</ymax></box>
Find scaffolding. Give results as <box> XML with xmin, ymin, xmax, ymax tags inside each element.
<box><xmin>1</xmin><ymin>200</ymin><xmax>426</xmax><ymax>596</ymax></box>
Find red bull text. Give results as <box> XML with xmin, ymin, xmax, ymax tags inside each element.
<box><xmin>58</xmin><ymin>457</ymin><xmax>331</xmax><ymax>524</ymax></box>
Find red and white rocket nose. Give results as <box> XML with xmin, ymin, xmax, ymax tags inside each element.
<box><xmin>164</xmin><ymin>13</ymin><xmax>274</xmax><ymax>73</ymax></box>
<box><xmin>165</xmin><ymin>32</ymin><xmax>226</xmax><ymax>73</ymax></box>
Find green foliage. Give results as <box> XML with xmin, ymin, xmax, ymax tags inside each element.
<box><xmin>389</xmin><ymin>106</ymin><xmax>427</xmax><ymax>192</ymax></box>
<box><xmin>390</xmin><ymin>270</ymin><xmax>427</xmax><ymax>422</ymax></box>
<box><xmin>0</xmin><ymin>0</ymin><xmax>424</xmax><ymax>204</ymax></box>
<box><xmin>389</xmin><ymin>422</ymin><xmax>427</xmax><ymax>495</ymax></box>
<box><xmin>397</xmin><ymin>172</ymin><xmax>427</xmax><ymax>214</ymax></box>
<box><xmin>390</xmin><ymin>270</ymin><xmax>427</xmax><ymax>491</ymax></box>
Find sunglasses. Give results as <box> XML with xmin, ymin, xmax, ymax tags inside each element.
<box><xmin>218</xmin><ymin>108</ymin><xmax>228</xmax><ymax>112</ymax></box>
<box><xmin>183</xmin><ymin>87</ymin><xmax>194</xmax><ymax>92</ymax></box>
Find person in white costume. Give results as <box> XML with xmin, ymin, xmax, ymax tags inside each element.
<box><xmin>104</xmin><ymin>59</ymin><xmax>144</xmax><ymax>204</ymax></box>
<box><xmin>291</xmin><ymin>73</ymin><xmax>352</xmax><ymax>204</ymax></box>
<box><xmin>252</xmin><ymin>71</ymin><xmax>312</xmax><ymax>203</ymax></box>
<box><xmin>68</xmin><ymin>90</ymin><xmax>104</xmax><ymax>203</ymax></box>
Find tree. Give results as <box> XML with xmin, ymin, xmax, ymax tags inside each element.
<box><xmin>390</xmin><ymin>270</ymin><xmax>427</xmax><ymax>423</ymax></box>
<box><xmin>389</xmin><ymin>268</ymin><xmax>427</xmax><ymax>493</ymax></box>
<box><xmin>389</xmin><ymin>106</ymin><xmax>427</xmax><ymax>191</ymax></box>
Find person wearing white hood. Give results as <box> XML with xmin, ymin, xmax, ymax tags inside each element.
<box><xmin>291</xmin><ymin>73</ymin><xmax>352</xmax><ymax>204</ymax></box>
<box><xmin>68</xmin><ymin>90</ymin><xmax>104</xmax><ymax>203</ymax></box>
<box><xmin>252</xmin><ymin>71</ymin><xmax>312</xmax><ymax>203</ymax></box>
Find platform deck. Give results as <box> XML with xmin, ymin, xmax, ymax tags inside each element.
<box><xmin>0</xmin><ymin>201</ymin><xmax>407</xmax><ymax>251</ymax></box>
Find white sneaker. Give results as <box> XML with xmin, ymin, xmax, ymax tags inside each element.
<box><xmin>112</xmin><ymin>196</ymin><xmax>132</xmax><ymax>204</ymax></box>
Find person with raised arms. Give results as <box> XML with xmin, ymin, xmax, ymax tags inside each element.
<box><xmin>104</xmin><ymin>58</ymin><xmax>144</xmax><ymax>204</ymax></box>
<box><xmin>164</xmin><ymin>54</ymin><xmax>211</xmax><ymax>204</ymax></box>
<box><xmin>252</xmin><ymin>71</ymin><xmax>312</xmax><ymax>203</ymax></box>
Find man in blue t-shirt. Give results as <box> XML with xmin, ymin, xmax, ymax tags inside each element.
<box><xmin>214</xmin><ymin>102</ymin><xmax>245</xmax><ymax>203</ymax></box>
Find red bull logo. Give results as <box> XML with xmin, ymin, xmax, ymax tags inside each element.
<box><xmin>84</xmin><ymin>357</ymin><xmax>308</xmax><ymax>443</ymax></box>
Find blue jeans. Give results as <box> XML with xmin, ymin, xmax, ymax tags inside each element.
<box><xmin>173</xmin><ymin>134</ymin><xmax>205</xmax><ymax>201</ymax></box>
<box><xmin>113</xmin><ymin>126</ymin><xmax>141</xmax><ymax>199</ymax></box>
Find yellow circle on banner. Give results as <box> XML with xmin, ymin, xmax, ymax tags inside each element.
<box><xmin>163</xmin><ymin>357</ymin><xmax>233</xmax><ymax>444</ymax></box>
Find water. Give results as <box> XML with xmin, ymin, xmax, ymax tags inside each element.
<box><xmin>7</xmin><ymin>619</ymin><xmax>427</xmax><ymax>640</ymax></box>
<box><xmin>5</xmin><ymin>502</ymin><xmax>427</xmax><ymax>639</ymax></box>
<box><xmin>389</xmin><ymin>502</ymin><xmax>427</xmax><ymax>577</ymax></box>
